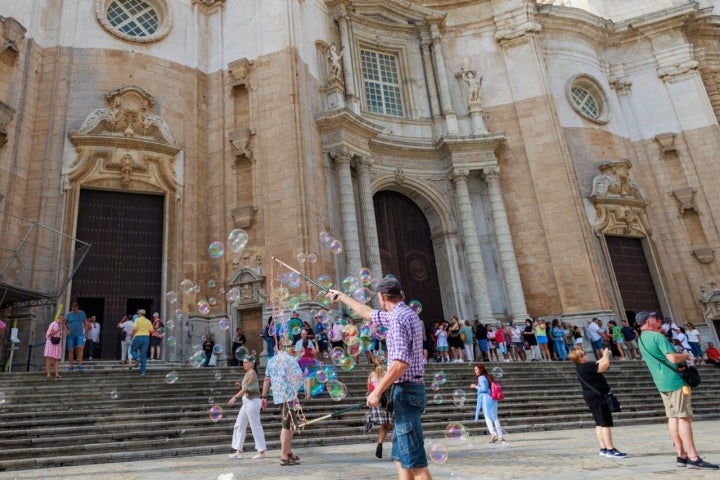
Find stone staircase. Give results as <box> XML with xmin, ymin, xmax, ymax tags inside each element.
<box><xmin>1</xmin><ymin>359</ymin><xmax>719</xmax><ymax>472</ymax></box>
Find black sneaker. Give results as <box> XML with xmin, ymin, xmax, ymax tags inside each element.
<box><xmin>599</xmin><ymin>448</ymin><xmax>608</xmax><ymax>457</ymax></box>
<box><xmin>375</xmin><ymin>443</ymin><xmax>382</xmax><ymax>459</ymax></box>
<box><xmin>687</xmin><ymin>457</ymin><xmax>719</xmax><ymax>469</ymax></box>
<box><xmin>604</xmin><ymin>448</ymin><xmax>627</xmax><ymax>459</ymax></box>
<box><xmin>677</xmin><ymin>456</ymin><xmax>688</xmax><ymax>467</ymax></box>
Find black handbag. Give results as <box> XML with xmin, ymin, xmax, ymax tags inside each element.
<box><xmin>50</xmin><ymin>336</ymin><xmax>61</xmax><ymax>345</ymax></box>
<box><xmin>576</xmin><ymin>372</ymin><xmax>622</xmax><ymax>413</ymax></box>
<box><xmin>639</xmin><ymin>336</ymin><xmax>701</xmax><ymax>388</ymax></box>
<box><xmin>380</xmin><ymin>383</ymin><xmax>395</xmax><ymax>413</ymax></box>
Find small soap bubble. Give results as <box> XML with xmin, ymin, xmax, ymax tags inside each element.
<box><xmin>214</xmin><ymin>372</ymin><xmax>223</xmax><ymax>381</ymax></box>
<box><xmin>208</xmin><ymin>297</ymin><xmax>217</xmax><ymax>306</ymax></box>
<box><xmin>432</xmin><ymin>394</ymin><xmax>443</xmax><ymax>405</ymax></box>
<box><xmin>209</xmin><ymin>405</ymin><xmax>223</xmax><ymax>422</ymax></box>
<box><xmin>166</xmin><ymin>291</ymin><xmax>178</xmax><ymax>304</ymax></box>
<box><xmin>208</xmin><ymin>396</ymin><xmax>215</xmax><ymax>404</ymax></box>
<box><xmin>408</xmin><ymin>299</ymin><xmax>423</xmax><ymax>314</ymax></box>
<box><xmin>197</xmin><ymin>299</ymin><xmax>211</xmax><ymax>314</ymax></box>
<box><xmin>180</xmin><ymin>279</ymin><xmax>194</xmax><ymax>294</ymax></box>
<box><xmin>208</xmin><ymin>279</ymin><xmax>216</xmax><ymax>288</ymax></box>
<box><xmin>109</xmin><ymin>390</ymin><xmax>119</xmax><ymax>400</ymax></box>
<box><xmin>452</xmin><ymin>389</ymin><xmax>466</xmax><ymax>407</ymax></box>
<box><xmin>445</xmin><ymin>422</ymin><xmax>470</xmax><ymax>443</ymax></box>
<box><xmin>227</xmin><ymin>229</ymin><xmax>248</xmax><ymax>253</ymax></box>
<box><xmin>434</xmin><ymin>371</ymin><xmax>447</xmax><ymax>386</ymax></box>
<box><xmin>208</xmin><ymin>241</ymin><xmax>224</xmax><ymax>258</ymax></box>
<box><xmin>296</xmin><ymin>253</ymin><xmax>306</xmax><ymax>263</ymax></box>
<box><xmin>165</xmin><ymin>371</ymin><xmax>179</xmax><ymax>384</ymax></box>
<box><xmin>218</xmin><ymin>317</ymin><xmax>230</xmax><ymax>331</ymax></box>
<box><xmin>213</xmin><ymin>344</ymin><xmax>223</xmax><ymax>354</ymax></box>
<box><xmin>327</xmin><ymin>380</ymin><xmax>348</xmax><ymax>401</ymax></box>
<box><xmin>166</xmin><ymin>336</ymin><xmax>177</xmax><ymax>347</ymax></box>
<box><xmin>431</xmin><ymin>382</ymin><xmax>440</xmax><ymax>391</ymax></box>
<box><xmin>226</xmin><ymin>287</ymin><xmax>240</xmax><ymax>303</ymax></box>
<box><xmin>306</xmin><ymin>252</ymin><xmax>317</xmax><ymax>263</ymax></box>
<box><xmin>358</xmin><ymin>267</ymin><xmax>373</xmax><ymax>285</ymax></box>
<box><xmin>329</xmin><ymin>239</ymin><xmax>343</xmax><ymax>254</ymax></box>
<box><xmin>428</xmin><ymin>442</ymin><xmax>448</xmax><ymax>464</ymax></box>
<box><xmin>234</xmin><ymin>347</ymin><xmax>249</xmax><ymax>362</ymax></box>
<box><xmin>492</xmin><ymin>367</ymin><xmax>504</xmax><ymax>379</ymax></box>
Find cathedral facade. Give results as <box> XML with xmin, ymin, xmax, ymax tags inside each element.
<box><xmin>1</xmin><ymin>0</ymin><xmax>720</xmax><ymax>363</ymax></box>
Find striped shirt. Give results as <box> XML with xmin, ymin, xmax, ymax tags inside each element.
<box><xmin>371</xmin><ymin>302</ymin><xmax>425</xmax><ymax>384</ymax></box>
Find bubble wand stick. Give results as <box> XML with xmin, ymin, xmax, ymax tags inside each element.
<box><xmin>298</xmin><ymin>402</ymin><xmax>365</xmax><ymax>428</ymax></box>
<box><xmin>272</xmin><ymin>257</ymin><xmax>329</xmax><ymax>292</ymax></box>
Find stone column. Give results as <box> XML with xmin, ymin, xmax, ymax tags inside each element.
<box><xmin>483</xmin><ymin>167</ymin><xmax>528</xmax><ymax>322</ymax></box>
<box><xmin>430</xmin><ymin>24</ymin><xmax>458</xmax><ymax>134</ymax></box>
<box><xmin>451</xmin><ymin>168</ymin><xmax>494</xmax><ymax>321</ymax></box>
<box><xmin>420</xmin><ymin>34</ymin><xmax>441</xmax><ymax>121</ymax></box>
<box><xmin>356</xmin><ymin>155</ymin><xmax>382</xmax><ymax>282</ymax></box>
<box><xmin>336</xmin><ymin>8</ymin><xmax>359</xmax><ymax>114</ymax></box>
<box><xmin>332</xmin><ymin>149</ymin><xmax>362</xmax><ymax>276</ymax></box>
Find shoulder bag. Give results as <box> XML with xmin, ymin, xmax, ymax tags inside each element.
<box><xmin>576</xmin><ymin>371</ymin><xmax>622</xmax><ymax>412</ymax></box>
<box><xmin>639</xmin><ymin>336</ymin><xmax>701</xmax><ymax>388</ymax></box>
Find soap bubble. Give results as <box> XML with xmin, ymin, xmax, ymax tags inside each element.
<box><xmin>166</xmin><ymin>336</ymin><xmax>177</xmax><ymax>347</ymax></box>
<box><xmin>434</xmin><ymin>371</ymin><xmax>447</xmax><ymax>386</ymax></box>
<box><xmin>197</xmin><ymin>299</ymin><xmax>211</xmax><ymax>314</ymax></box>
<box><xmin>296</xmin><ymin>253</ymin><xmax>306</xmax><ymax>263</ymax></box>
<box><xmin>214</xmin><ymin>372</ymin><xmax>223</xmax><ymax>381</ymax></box>
<box><xmin>234</xmin><ymin>347</ymin><xmax>249</xmax><ymax>362</ymax></box>
<box><xmin>208</xmin><ymin>241</ymin><xmax>224</xmax><ymax>258</ymax></box>
<box><xmin>109</xmin><ymin>390</ymin><xmax>119</xmax><ymax>400</ymax></box>
<box><xmin>329</xmin><ymin>239</ymin><xmax>343</xmax><ymax>254</ymax></box>
<box><xmin>306</xmin><ymin>252</ymin><xmax>317</xmax><ymax>263</ymax></box>
<box><xmin>180</xmin><ymin>279</ymin><xmax>194</xmax><ymax>294</ymax></box>
<box><xmin>209</xmin><ymin>405</ymin><xmax>223</xmax><ymax>422</ymax></box>
<box><xmin>452</xmin><ymin>389</ymin><xmax>466</xmax><ymax>407</ymax></box>
<box><xmin>226</xmin><ymin>287</ymin><xmax>240</xmax><ymax>303</ymax></box>
<box><xmin>166</xmin><ymin>291</ymin><xmax>178</xmax><ymax>304</ymax></box>
<box><xmin>165</xmin><ymin>371</ymin><xmax>179</xmax><ymax>384</ymax></box>
<box><xmin>408</xmin><ymin>299</ymin><xmax>423</xmax><ymax>314</ymax></box>
<box><xmin>492</xmin><ymin>367</ymin><xmax>504</xmax><ymax>379</ymax></box>
<box><xmin>352</xmin><ymin>287</ymin><xmax>372</xmax><ymax>303</ymax></box>
<box><xmin>327</xmin><ymin>380</ymin><xmax>347</xmax><ymax>401</ymax></box>
<box><xmin>428</xmin><ymin>442</ymin><xmax>448</xmax><ymax>464</ymax></box>
<box><xmin>432</xmin><ymin>394</ymin><xmax>443</xmax><ymax>405</ymax></box>
<box><xmin>317</xmin><ymin>274</ymin><xmax>333</xmax><ymax>289</ymax></box>
<box><xmin>358</xmin><ymin>267</ymin><xmax>372</xmax><ymax>285</ymax></box>
<box><xmin>213</xmin><ymin>344</ymin><xmax>223</xmax><ymax>354</ymax></box>
<box><xmin>431</xmin><ymin>382</ymin><xmax>440</xmax><ymax>391</ymax></box>
<box><xmin>218</xmin><ymin>317</ymin><xmax>230</xmax><ymax>331</ymax></box>
<box><xmin>227</xmin><ymin>229</ymin><xmax>248</xmax><ymax>253</ymax></box>
<box><xmin>445</xmin><ymin>422</ymin><xmax>470</xmax><ymax>443</ymax></box>
<box><xmin>208</xmin><ymin>279</ymin><xmax>216</xmax><ymax>288</ymax></box>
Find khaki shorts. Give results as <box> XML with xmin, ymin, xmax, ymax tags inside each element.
<box><xmin>660</xmin><ymin>388</ymin><xmax>694</xmax><ymax>419</ymax></box>
<box><xmin>281</xmin><ymin>403</ymin><xmax>302</xmax><ymax>430</ymax></box>
<box><xmin>623</xmin><ymin>339</ymin><xmax>638</xmax><ymax>350</ymax></box>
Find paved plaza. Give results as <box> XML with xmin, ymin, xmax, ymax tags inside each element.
<box><xmin>2</xmin><ymin>420</ymin><xmax>719</xmax><ymax>480</ymax></box>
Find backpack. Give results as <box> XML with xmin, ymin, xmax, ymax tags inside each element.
<box><xmin>490</xmin><ymin>381</ymin><xmax>505</xmax><ymax>401</ymax></box>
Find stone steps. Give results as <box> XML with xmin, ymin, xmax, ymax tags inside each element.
<box><xmin>1</xmin><ymin>360</ymin><xmax>718</xmax><ymax>472</ymax></box>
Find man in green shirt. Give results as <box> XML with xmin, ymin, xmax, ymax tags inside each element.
<box><xmin>636</xmin><ymin>311</ymin><xmax>717</xmax><ymax>470</ymax></box>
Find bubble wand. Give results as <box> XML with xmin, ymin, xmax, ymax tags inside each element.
<box><xmin>272</xmin><ymin>257</ymin><xmax>329</xmax><ymax>292</ymax></box>
<box><xmin>298</xmin><ymin>402</ymin><xmax>365</xmax><ymax>428</ymax></box>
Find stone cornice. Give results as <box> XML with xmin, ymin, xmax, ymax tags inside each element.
<box><xmin>612</xmin><ymin>2</ymin><xmax>698</xmax><ymax>35</ymax></box>
<box><xmin>535</xmin><ymin>4</ymin><xmax>612</xmax><ymax>44</ymax></box>
<box><xmin>328</xmin><ymin>0</ymin><xmax>446</xmax><ymax>32</ymax></box>
<box><xmin>191</xmin><ymin>0</ymin><xmax>226</xmax><ymax>13</ymax></box>
<box><xmin>315</xmin><ymin>107</ymin><xmax>385</xmax><ymax>157</ymax></box>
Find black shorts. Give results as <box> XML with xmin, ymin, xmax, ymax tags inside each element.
<box><xmin>150</xmin><ymin>336</ymin><xmax>162</xmax><ymax>348</ymax></box>
<box><xmin>448</xmin><ymin>336</ymin><xmax>463</xmax><ymax>349</ymax></box>
<box><xmin>588</xmin><ymin>401</ymin><xmax>613</xmax><ymax>427</ymax></box>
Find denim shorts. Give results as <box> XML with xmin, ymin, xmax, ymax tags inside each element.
<box><xmin>66</xmin><ymin>334</ymin><xmax>84</xmax><ymax>349</ymax></box>
<box><xmin>391</xmin><ymin>382</ymin><xmax>428</xmax><ymax>469</ymax></box>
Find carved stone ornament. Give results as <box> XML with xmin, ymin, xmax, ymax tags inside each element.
<box><xmin>692</xmin><ymin>247</ymin><xmax>715</xmax><ymax>264</ymax></box>
<box><xmin>228</xmin><ymin>128</ymin><xmax>255</xmax><ymax>161</ymax></box>
<box><xmin>588</xmin><ymin>160</ymin><xmax>651</xmax><ymax>237</ymax></box>
<box><xmin>227</xmin><ymin>260</ymin><xmax>266</xmax><ymax>308</ymax></box>
<box><xmin>229</xmin><ymin>58</ymin><xmax>254</xmax><ymax>89</ymax></box>
<box><xmin>68</xmin><ymin>85</ymin><xmax>181</xmax><ymax>192</ymax></box>
<box><xmin>700</xmin><ymin>282</ymin><xmax>720</xmax><ymax>322</ymax></box>
<box><xmin>655</xmin><ymin>132</ymin><xmax>677</xmax><ymax>154</ymax></box>
<box><xmin>672</xmin><ymin>187</ymin><xmax>698</xmax><ymax>215</ymax></box>
<box><xmin>231</xmin><ymin>204</ymin><xmax>256</xmax><ymax>229</ymax></box>
<box><xmin>191</xmin><ymin>0</ymin><xmax>226</xmax><ymax>11</ymax></box>
<box><xmin>0</xmin><ymin>16</ymin><xmax>26</xmax><ymax>66</ymax></box>
<box><xmin>0</xmin><ymin>101</ymin><xmax>16</xmax><ymax>147</ymax></box>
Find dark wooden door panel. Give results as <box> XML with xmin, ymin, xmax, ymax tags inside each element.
<box><xmin>373</xmin><ymin>191</ymin><xmax>443</xmax><ymax>326</ymax></box>
<box><xmin>72</xmin><ymin>190</ymin><xmax>164</xmax><ymax>359</ymax></box>
<box><xmin>605</xmin><ymin>235</ymin><xmax>662</xmax><ymax>317</ymax></box>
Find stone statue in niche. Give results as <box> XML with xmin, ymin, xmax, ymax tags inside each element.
<box><xmin>328</xmin><ymin>43</ymin><xmax>343</xmax><ymax>79</ymax></box>
<box><xmin>458</xmin><ymin>57</ymin><xmax>482</xmax><ymax>104</ymax></box>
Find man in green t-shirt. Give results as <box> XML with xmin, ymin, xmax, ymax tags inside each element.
<box><xmin>636</xmin><ymin>311</ymin><xmax>717</xmax><ymax>470</ymax></box>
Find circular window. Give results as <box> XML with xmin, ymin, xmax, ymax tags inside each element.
<box><xmin>566</xmin><ymin>74</ymin><xmax>610</xmax><ymax>124</ymax></box>
<box><xmin>95</xmin><ymin>0</ymin><xmax>173</xmax><ymax>44</ymax></box>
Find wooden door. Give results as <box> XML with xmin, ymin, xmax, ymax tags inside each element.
<box><xmin>373</xmin><ymin>191</ymin><xmax>443</xmax><ymax>326</ymax></box>
<box><xmin>72</xmin><ymin>189</ymin><xmax>164</xmax><ymax>359</ymax></box>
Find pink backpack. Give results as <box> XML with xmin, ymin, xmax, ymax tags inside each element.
<box><xmin>490</xmin><ymin>381</ymin><xmax>505</xmax><ymax>401</ymax></box>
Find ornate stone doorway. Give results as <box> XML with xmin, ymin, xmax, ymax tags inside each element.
<box><xmin>373</xmin><ymin>190</ymin><xmax>443</xmax><ymax>326</ymax></box>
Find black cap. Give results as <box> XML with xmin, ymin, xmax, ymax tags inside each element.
<box><xmin>376</xmin><ymin>277</ymin><xmax>402</xmax><ymax>296</ymax></box>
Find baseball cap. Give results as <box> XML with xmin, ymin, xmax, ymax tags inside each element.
<box><xmin>376</xmin><ymin>277</ymin><xmax>402</xmax><ymax>296</ymax></box>
<box><xmin>635</xmin><ymin>311</ymin><xmax>658</xmax><ymax>326</ymax></box>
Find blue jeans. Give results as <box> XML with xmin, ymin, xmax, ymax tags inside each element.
<box><xmin>554</xmin><ymin>340</ymin><xmax>568</xmax><ymax>360</ymax></box>
<box><xmin>131</xmin><ymin>336</ymin><xmax>150</xmax><ymax>374</ymax></box>
<box><xmin>391</xmin><ymin>382</ymin><xmax>428</xmax><ymax>469</ymax></box>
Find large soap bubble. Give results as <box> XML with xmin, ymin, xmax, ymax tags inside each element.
<box><xmin>227</xmin><ymin>229</ymin><xmax>248</xmax><ymax>253</ymax></box>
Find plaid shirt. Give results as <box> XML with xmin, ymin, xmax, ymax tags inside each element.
<box><xmin>371</xmin><ymin>302</ymin><xmax>425</xmax><ymax>384</ymax></box>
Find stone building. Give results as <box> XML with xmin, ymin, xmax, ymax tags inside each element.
<box><xmin>1</xmin><ymin>0</ymin><xmax>719</xmax><ymax>365</ymax></box>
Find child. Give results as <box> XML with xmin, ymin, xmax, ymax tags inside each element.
<box><xmin>436</xmin><ymin>324</ymin><xmax>450</xmax><ymax>363</ymax></box>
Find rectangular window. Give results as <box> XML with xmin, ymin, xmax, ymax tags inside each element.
<box><xmin>360</xmin><ymin>49</ymin><xmax>404</xmax><ymax>117</ymax></box>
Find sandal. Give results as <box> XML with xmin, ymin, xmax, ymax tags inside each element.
<box><xmin>227</xmin><ymin>452</ymin><xmax>243</xmax><ymax>459</ymax></box>
<box><xmin>489</xmin><ymin>434</ymin><xmax>498</xmax><ymax>443</ymax></box>
<box><xmin>251</xmin><ymin>452</ymin><xmax>266</xmax><ymax>460</ymax></box>
<box><xmin>289</xmin><ymin>452</ymin><xmax>300</xmax><ymax>461</ymax></box>
<box><xmin>280</xmin><ymin>457</ymin><xmax>299</xmax><ymax>466</ymax></box>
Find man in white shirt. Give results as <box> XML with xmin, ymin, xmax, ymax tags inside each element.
<box><xmin>586</xmin><ymin>318</ymin><xmax>603</xmax><ymax>360</ymax></box>
<box><xmin>661</xmin><ymin>317</ymin><xmax>680</xmax><ymax>340</ymax></box>
<box><xmin>86</xmin><ymin>315</ymin><xmax>101</xmax><ymax>360</ymax></box>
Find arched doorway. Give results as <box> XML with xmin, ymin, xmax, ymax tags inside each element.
<box><xmin>373</xmin><ymin>190</ymin><xmax>444</xmax><ymax>326</ymax></box>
